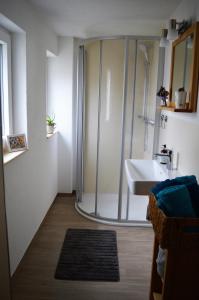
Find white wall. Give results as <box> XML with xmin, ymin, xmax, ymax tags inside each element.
<box><xmin>72</xmin><ymin>38</ymin><xmax>79</xmax><ymax>190</ymax></box>
<box><xmin>159</xmin><ymin>0</ymin><xmax>199</xmax><ymax>178</ymax></box>
<box><xmin>0</xmin><ymin>0</ymin><xmax>59</xmax><ymax>274</ymax></box>
<box><xmin>47</xmin><ymin>37</ymin><xmax>74</xmax><ymax>193</ymax></box>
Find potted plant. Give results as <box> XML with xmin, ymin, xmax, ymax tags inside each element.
<box><xmin>157</xmin><ymin>86</ymin><xmax>169</xmax><ymax>106</ymax></box>
<box><xmin>46</xmin><ymin>115</ymin><xmax>56</xmax><ymax>134</ymax></box>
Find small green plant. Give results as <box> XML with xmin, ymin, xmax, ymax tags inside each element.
<box><xmin>46</xmin><ymin>115</ymin><xmax>56</xmax><ymax>127</ymax></box>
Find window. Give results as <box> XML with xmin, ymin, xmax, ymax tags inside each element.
<box><xmin>46</xmin><ymin>50</ymin><xmax>57</xmax><ymax>136</ymax></box>
<box><xmin>46</xmin><ymin>50</ymin><xmax>56</xmax><ymax>118</ymax></box>
<box><xmin>0</xmin><ymin>27</ymin><xmax>12</xmax><ymax>137</ymax></box>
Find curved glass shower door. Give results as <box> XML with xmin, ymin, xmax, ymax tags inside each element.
<box><xmin>76</xmin><ymin>38</ymin><xmax>162</xmax><ymax>224</ymax></box>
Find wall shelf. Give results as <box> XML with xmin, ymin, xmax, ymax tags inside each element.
<box><xmin>160</xmin><ymin>105</ymin><xmax>192</xmax><ymax>112</ymax></box>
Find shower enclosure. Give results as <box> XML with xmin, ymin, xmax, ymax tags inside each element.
<box><xmin>76</xmin><ymin>37</ymin><xmax>164</xmax><ymax>225</ymax></box>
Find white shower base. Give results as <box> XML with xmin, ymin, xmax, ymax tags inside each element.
<box><xmin>77</xmin><ymin>193</ymin><xmax>150</xmax><ymax>226</ymax></box>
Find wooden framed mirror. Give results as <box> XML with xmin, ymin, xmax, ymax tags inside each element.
<box><xmin>168</xmin><ymin>22</ymin><xmax>199</xmax><ymax>112</ymax></box>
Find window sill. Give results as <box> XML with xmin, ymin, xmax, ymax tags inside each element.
<box><xmin>3</xmin><ymin>149</ymin><xmax>28</xmax><ymax>165</ymax></box>
<box><xmin>46</xmin><ymin>130</ymin><xmax>58</xmax><ymax>139</ymax></box>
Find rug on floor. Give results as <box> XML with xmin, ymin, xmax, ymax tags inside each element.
<box><xmin>55</xmin><ymin>228</ymin><xmax>120</xmax><ymax>281</ymax></box>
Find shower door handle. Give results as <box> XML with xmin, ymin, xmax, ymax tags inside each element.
<box><xmin>137</xmin><ymin>115</ymin><xmax>155</xmax><ymax>126</ymax></box>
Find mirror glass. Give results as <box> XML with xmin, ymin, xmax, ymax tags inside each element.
<box><xmin>171</xmin><ymin>34</ymin><xmax>194</xmax><ymax>101</ymax></box>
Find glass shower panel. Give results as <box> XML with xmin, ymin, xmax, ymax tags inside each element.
<box><xmin>145</xmin><ymin>40</ymin><xmax>160</xmax><ymax>159</ymax></box>
<box><xmin>128</xmin><ymin>40</ymin><xmax>160</xmax><ymax>221</ymax></box>
<box><xmin>97</xmin><ymin>39</ymin><xmax>124</xmax><ymax>219</ymax></box>
<box><xmin>121</xmin><ymin>40</ymin><xmax>136</xmax><ymax>219</ymax></box>
<box><xmin>80</xmin><ymin>41</ymin><xmax>100</xmax><ymax>214</ymax></box>
<box><xmin>131</xmin><ymin>41</ymin><xmax>146</xmax><ymax>159</ymax></box>
<box><xmin>131</xmin><ymin>40</ymin><xmax>159</xmax><ymax>160</ymax></box>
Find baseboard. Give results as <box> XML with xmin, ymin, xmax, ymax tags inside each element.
<box><xmin>11</xmin><ymin>195</ymin><xmax>57</xmax><ymax>279</ymax></box>
<box><xmin>57</xmin><ymin>190</ymin><xmax>76</xmax><ymax>197</ymax></box>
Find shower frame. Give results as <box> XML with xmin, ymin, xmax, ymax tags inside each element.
<box><xmin>76</xmin><ymin>36</ymin><xmax>165</xmax><ymax>225</ymax></box>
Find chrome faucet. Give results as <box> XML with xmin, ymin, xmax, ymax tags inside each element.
<box><xmin>154</xmin><ymin>150</ymin><xmax>173</xmax><ymax>170</ymax></box>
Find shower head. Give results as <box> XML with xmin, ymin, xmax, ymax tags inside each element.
<box><xmin>139</xmin><ymin>43</ymin><xmax>149</xmax><ymax>64</ymax></box>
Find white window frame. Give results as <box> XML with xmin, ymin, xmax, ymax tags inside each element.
<box><xmin>0</xmin><ymin>26</ymin><xmax>12</xmax><ymax>136</ymax></box>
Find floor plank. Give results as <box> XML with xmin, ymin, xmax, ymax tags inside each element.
<box><xmin>12</xmin><ymin>196</ymin><xmax>154</xmax><ymax>300</ymax></box>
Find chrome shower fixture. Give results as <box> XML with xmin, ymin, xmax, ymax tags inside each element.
<box><xmin>160</xmin><ymin>18</ymin><xmax>192</xmax><ymax>47</ymax></box>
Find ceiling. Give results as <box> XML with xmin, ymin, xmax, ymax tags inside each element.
<box><xmin>26</xmin><ymin>0</ymin><xmax>182</xmax><ymax>38</ymax></box>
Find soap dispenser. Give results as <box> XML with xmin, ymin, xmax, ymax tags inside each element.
<box><xmin>160</xmin><ymin>144</ymin><xmax>168</xmax><ymax>164</ymax></box>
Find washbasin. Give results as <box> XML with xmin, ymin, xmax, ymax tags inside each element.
<box><xmin>125</xmin><ymin>159</ymin><xmax>177</xmax><ymax>195</ymax></box>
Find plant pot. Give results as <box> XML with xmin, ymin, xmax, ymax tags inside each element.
<box><xmin>47</xmin><ymin>125</ymin><xmax>55</xmax><ymax>134</ymax></box>
<box><xmin>175</xmin><ymin>91</ymin><xmax>187</xmax><ymax>109</ymax></box>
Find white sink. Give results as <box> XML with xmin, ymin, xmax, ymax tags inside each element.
<box><xmin>125</xmin><ymin>159</ymin><xmax>178</xmax><ymax>195</ymax></box>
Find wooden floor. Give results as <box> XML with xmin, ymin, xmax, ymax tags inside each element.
<box><xmin>12</xmin><ymin>196</ymin><xmax>154</xmax><ymax>300</ymax></box>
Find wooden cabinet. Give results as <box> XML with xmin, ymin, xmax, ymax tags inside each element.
<box><xmin>149</xmin><ymin>194</ymin><xmax>199</xmax><ymax>300</ymax></box>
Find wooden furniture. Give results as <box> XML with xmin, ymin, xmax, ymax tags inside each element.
<box><xmin>149</xmin><ymin>194</ymin><xmax>199</xmax><ymax>300</ymax></box>
<box><xmin>161</xmin><ymin>22</ymin><xmax>199</xmax><ymax>112</ymax></box>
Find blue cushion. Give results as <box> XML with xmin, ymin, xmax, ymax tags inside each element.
<box><xmin>151</xmin><ymin>179</ymin><xmax>175</xmax><ymax>197</ymax></box>
<box><xmin>151</xmin><ymin>175</ymin><xmax>197</xmax><ymax>197</ymax></box>
<box><xmin>175</xmin><ymin>175</ymin><xmax>197</xmax><ymax>185</ymax></box>
<box><xmin>156</xmin><ymin>185</ymin><xmax>196</xmax><ymax>217</ymax></box>
<box><xmin>186</xmin><ymin>182</ymin><xmax>199</xmax><ymax>217</ymax></box>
